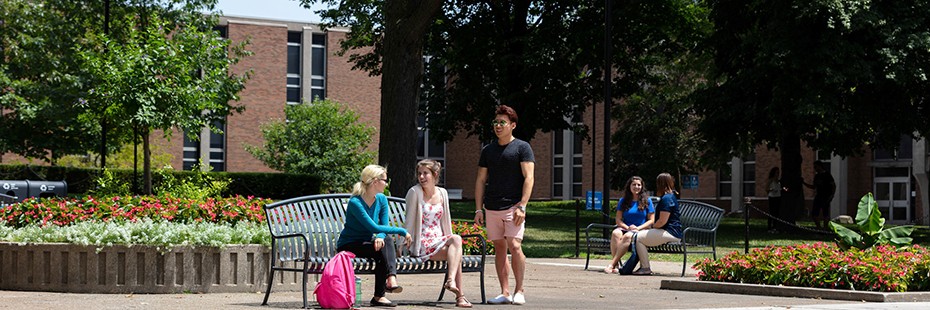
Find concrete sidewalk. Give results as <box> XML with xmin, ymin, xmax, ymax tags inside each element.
<box><xmin>0</xmin><ymin>258</ymin><xmax>924</xmax><ymax>309</ymax></box>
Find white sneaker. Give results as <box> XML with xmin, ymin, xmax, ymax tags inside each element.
<box><xmin>512</xmin><ymin>292</ymin><xmax>525</xmax><ymax>305</ymax></box>
<box><xmin>488</xmin><ymin>294</ymin><xmax>513</xmax><ymax>304</ymax></box>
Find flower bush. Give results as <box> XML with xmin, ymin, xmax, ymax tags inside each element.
<box><xmin>0</xmin><ymin>195</ymin><xmax>270</xmax><ymax>227</ymax></box>
<box><xmin>0</xmin><ymin>219</ymin><xmax>270</xmax><ymax>250</ymax></box>
<box><xmin>452</xmin><ymin>221</ymin><xmax>494</xmax><ymax>255</ymax></box>
<box><xmin>694</xmin><ymin>242</ymin><xmax>930</xmax><ymax>292</ymax></box>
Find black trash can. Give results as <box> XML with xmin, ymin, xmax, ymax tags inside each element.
<box><xmin>0</xmin><ymin>180</ymin><xmax>28</xmax><ymax>201</ymax></box>
<box><xmin>26</xmin><ymin>180</ymin><xmax>68</xmax><ymax>199</ymax></box>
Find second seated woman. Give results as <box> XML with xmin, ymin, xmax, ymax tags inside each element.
<box><xmin>337</xmin><ymin>164</ymin><xmax>412</xmax><ymax>307</ymax></box>
<box><xmin>405</xmin><ymin>159</ymin><xmax>472</xmax><ymax>308</ymax></box>
<box><xmin>604</xmin><ymin>176</ymin><xmax>654</xmax><ymax>274</ymax></box>
<box><xmin>630</xmin><ymin>173</ymin><xmax>683</xmax><ymax>275</ymax></box>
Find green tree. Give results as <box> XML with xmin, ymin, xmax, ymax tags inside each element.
<box><xmin>77</xmin><ymin>3</ymin><xmax>250</xmax><ymax>194</ymax></box>
<box><xmin>0</xmin><ymin>0</ymin><xmax>128</xmax><ymax>162</ymax></box>
<box><xmin>246</xmin><ymin>99</ymin><xmax>376</xmax><ymax>192</ymax></box>
<box><xmin>296</xmin><ymin>0</ymin><xmax>442</xmax><ymax>194</ymax></box>
<box><xmin>598</xmin><ymin>1</ymin><xmax>715</xmax><ymax>189</ymax></box>
<box><xmin>693</xmin><ymin>0</ymin><xmax>930</xmax><ymax>224</ymax></box>
<box><xmin>0</xmin><ymin>0</ymin><xmax>246</xmax><ymax>186</ymax></box>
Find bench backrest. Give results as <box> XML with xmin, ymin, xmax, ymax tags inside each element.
<box><xmin>263</xmin><ymin>194</ymin><xmax>408</xmax><ymax>261</ymax></box>
<box><xmin>677</xmin><ymin>199</ymin><xmax>724</xmax><ymax>244</ymax></box>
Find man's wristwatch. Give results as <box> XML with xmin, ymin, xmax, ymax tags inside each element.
<box><xmin>516</xmin><ymin>205</ymin><xmax>526</xmax><ymax>212</ymax></box>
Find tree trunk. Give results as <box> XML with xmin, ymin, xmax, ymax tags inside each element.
<box><xmin>379</xmin><ymin>1</ymin><xmax>442</xmax><ymax>195</ymax></box>
<box><xmin>779</xmin><ymin>132</ymin><xmax>804</xmax><ymax>230</ymax></box>
<box><xmin>100</xmin><ymin>117</ymin><xmax>108</xmax><ymax>168</ymax></box>
<box><xmin>143</xmin><ymin>127</ymin><xmax>152</xmax><ymax>195</ymax></box>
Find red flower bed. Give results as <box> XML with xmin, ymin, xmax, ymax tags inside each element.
<box><xmin>694</xmin><ymin>242</ymin><xmax>930</xmax><ymax>292</ymax></box>
<box><xmin>1</xmin><ymin>195</ymin><xmax>271</xmax><ymax>227</ymax></box>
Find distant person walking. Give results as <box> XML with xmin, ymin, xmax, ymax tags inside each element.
<box><xmin>804</xmin><ymin>161</ymin><xmax>835</xmax><ymax>229</ymax></box>
<box><xmin>474</xmin><ymin>105</ymin><xmax>535</xmax><ymax>305</ymax></box>
<box><xmin>766</xmin><ymin>167</ymin><xmax>783</xmax><ymax>233</ymax></box>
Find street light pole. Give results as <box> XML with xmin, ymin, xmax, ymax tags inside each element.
<box><xmin>602</xmin><ymin>0</ymin><xmax>613</xmax><ymax>224</ymax></box>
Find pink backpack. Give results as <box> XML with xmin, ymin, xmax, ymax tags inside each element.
<box><xmin>314</xmin><ymin>251</ymin><xmax>357</xmax><ymax>309</ymax></box>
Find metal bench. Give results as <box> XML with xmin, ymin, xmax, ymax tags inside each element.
<box><xmin>583</xmin><ymin>199</ymin><xmax>724</xmax><ymax>276</ymax></box>
<box><xmin>261</xmin><ymin>193</ymin><xmax>487</xmax><ymax>308</ymax></box>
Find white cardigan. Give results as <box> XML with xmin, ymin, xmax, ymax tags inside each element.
<box><xmin>404</xmin><ymin>184</ymin><xmax>453</xmax><ymax>257</ymax></box>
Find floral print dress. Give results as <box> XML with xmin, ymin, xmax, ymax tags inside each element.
<box><xmin>415</xmin><ymin>203</ymin><xmax>451</xmax><ymax>262</ymax></box>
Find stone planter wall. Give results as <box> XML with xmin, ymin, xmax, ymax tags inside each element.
<box><xmin>0</xmin><ymin>242</ymin><xmax>308</xmax><ymax>293</ymax></box>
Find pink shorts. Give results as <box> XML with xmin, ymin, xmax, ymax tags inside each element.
<box><xmin>485</xmin><ymin>207</ymin><xmax>525</xmax><ymax>241</ymax></box>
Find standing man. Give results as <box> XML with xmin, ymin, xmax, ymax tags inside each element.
<box><xmin>804</xmin><ymin>161</ymin><xmax>836</xmax><ymax>229</ymax></box>
<box><xmin>474</xmin><ymin>105</ymin><xmax>535</xmax><ymax>305</ymax></box>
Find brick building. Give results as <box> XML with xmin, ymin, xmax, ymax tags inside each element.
<box><xmin>3</xmin><ymin>15</ymin><xmax>928</xmax><ymax>225</ymax></box>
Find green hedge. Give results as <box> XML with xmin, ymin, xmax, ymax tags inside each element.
<box><xmin>0</xmin><ymin>164</ymin><xmax>320</xmax><ymax>199</ymax></box>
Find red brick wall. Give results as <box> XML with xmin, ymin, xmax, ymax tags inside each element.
<box><xmin>222</xmin><ymin>21</ymin><xmax>287</xmax><ymax>173</ymax></box>
<box><xmin>444</xmin><ymin>133</ymin><xmax>481</xmax><ymax>198</ymax></box>
<box><xmin>325</xmin><ymin>31</ymin><xmax>382</xmax><ymax>152</ymax></box>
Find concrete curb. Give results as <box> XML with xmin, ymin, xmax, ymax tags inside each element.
<box><xmin>661</xmin><ymin>279</ymin><xmax>930</xmax><ymax>302</ymax></box>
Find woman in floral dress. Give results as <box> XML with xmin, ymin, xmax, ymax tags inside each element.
<box><xmin>405</xmin><ymin>159</ymin><xmax>472</xmax><ymax>308</ymax></box>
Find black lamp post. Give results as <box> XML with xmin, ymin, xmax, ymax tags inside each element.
<box><xmin>602</xmin><ymin>0</ymin><xmax>613</xmax><ymax>224</ymax></box>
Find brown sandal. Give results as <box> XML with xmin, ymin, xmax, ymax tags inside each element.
<box><xmin>443</xmin><ymin>279</ymin><xmax>461</xmax><ymax>296</ymax></box>
<box><xmin>455</xmin><ymin>296</ymin><xmax>473</xmax><ymax>308</ymax></box>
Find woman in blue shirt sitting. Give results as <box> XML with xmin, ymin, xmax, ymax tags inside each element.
<box><xmin>631</xmin><ymin>173</ymin><xmax>683</xmax><ymax>275</ymax></box>
<box><xmin>604</xmin><ymin>176</ymin><xmax>654</xmax><ymax>274</ymax></box>
<box><xmin>336</xmin><ymin>165</ymin><xmax>412</xmax><ymax>307</ymax></box>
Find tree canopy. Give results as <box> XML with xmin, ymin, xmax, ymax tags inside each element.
<box><xmin>693</xmin><ymin>0</ymin><xmax>930</xmax><ymax>222</ymax></box>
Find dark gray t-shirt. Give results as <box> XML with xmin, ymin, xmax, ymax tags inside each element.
<box><xmin>478</xmin><ymin>138</ymin><xmax>535</xmax><ymax>210</ymax></box>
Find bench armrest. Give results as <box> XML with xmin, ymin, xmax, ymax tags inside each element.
<box><xmin>461</xmin><ymin>233</ymin><xmax>488</xmax><ymax>259</ymax></box>
<box><xmin>680</xmin><ymin>226</ymin><xmax>717</xmax><ymax>245</ymax></box>
<box><xmin>271</xmin><ymin>232</ymin><xmax>311</xmax><ymax>240</ymax></box>
<box><xmin>585</xmin><ymin>223</ymin><xmax>617</xmax><ymax>238</ymax></box>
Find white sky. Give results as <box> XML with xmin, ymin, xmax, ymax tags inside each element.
<box><xmin>213</xmin><ymin>0</ymin><xmax>327</xmax><ymax>23</ymax></box>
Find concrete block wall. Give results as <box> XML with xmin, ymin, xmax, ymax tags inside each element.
<box><xmin>0</xmin><ymin>242</ymin><xmax>308</xmax><ymax>294</ymax></box>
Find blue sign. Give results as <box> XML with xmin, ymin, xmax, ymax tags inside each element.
<box><xmin>682</xmin><ymin>174</ymin><xmax>699</xmax><ymax>190</ymax></box>
<box><xmin>585</xmin><ymin>191</ymin><xmax>603</xmax><ymax>211</ymax></box>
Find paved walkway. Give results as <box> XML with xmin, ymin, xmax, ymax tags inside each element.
<box><xmin>2</xmin><ymin>258</ymin><xmax>928</xmax><ymax>309</ymax></box>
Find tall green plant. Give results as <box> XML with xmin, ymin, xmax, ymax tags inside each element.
<box><xmin>830</xmin><ymin>193</ymin><xmax>914</xmax><ymax>250</ymax></box>
<box><xmin>246</xmin><ymin>99</ymin><xmax>375</xmax><ymax>192</ymax></box>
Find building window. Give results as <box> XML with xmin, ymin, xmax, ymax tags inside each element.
<box><xmin>742</xmin><ymin>153</ymin><xmax>756</xmax><ymax>197</ymax></box>
<box><xmin>718</xmin><ymin>162</ymin><xmax>732</xmax><ymax>198</ymax></box>
<box><xmin>310</xmin><ymin>33</ymin><xmax>326</xmax><ymax>101</ymax></box>
<box><xmin>182</xmin><ymin>119</ymin><xmax>226</xmax><ymax>172</ymax></box>
<box><xmin>417</xmin><ymin>116</ymin><xmax>445</xmax><ymax>185</ymax></box>
<box><xmin>874</xmin><ymin>135</ymin><xmax>914</xmax><ymax>160</ymax></box>
<box><xmin>208</xmin><ymin>120</ymin><xmax>226</xmax><ymax>171</ymax></box>
<box><xmin>182</xmin><ymin>133</ymin><xmax>200</xmax><ymax>171</ymax></box>
<box><xmin>553</xmin><ymin>130</ymin><xmax>583</xmax><ymax>199</ymax></box>
<box><xmin>287</xmin><ymin>31</ymin><xmax>302</xmax><ymax>105</ymax></box>
<box><xmin>214</xmin><ymin>25</ymin><xmax>228</xmax><ymax>39</ymax></box>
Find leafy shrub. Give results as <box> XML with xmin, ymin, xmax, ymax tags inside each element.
<box><xmin>694</xmin><ymin>242</ymin><xmax>930</xmax><ymax>292</ymax></box>
<box><xmin>0</xmin><ymin>219</ymin><xmax>270</xmax><ymax>250</ymax></box>
<box><xmin>452</xmin><ymin>221</ymin><xmax>494</xmax><ymax>255</ymax></box>
<box><xmin>245</xmin><ymin>99</ymin><xmax>376</xmax><ymax>192</ymax></box>
<box><xmin>90</xmin><ymin>168</ymin><xmax>132</xmax><ymax>197</ymax></box>
<box><xmin>831</xmin><ymin>193</ymin><xmax>913</xmax><ymax>250</ymax></box>
<box><xmin>154</xmin><ymin>164</ymin><xmax>230</xmax><ymax>200</ymax></box>
<box><xmin>0</xmin><ymin>195</ymin><xmax>269</xmax><ymax>227</ymax></box>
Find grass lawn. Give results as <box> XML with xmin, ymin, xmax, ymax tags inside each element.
<box><xmin>449</xmin><ymin>200</ymin><xmax>930</xmax><ymax>262</ymax></box>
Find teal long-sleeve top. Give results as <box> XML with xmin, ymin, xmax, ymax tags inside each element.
<box><xmin>336</xmin><ymin>193</ymin><xmax>408</xmax><ymax>249</ymax></box>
